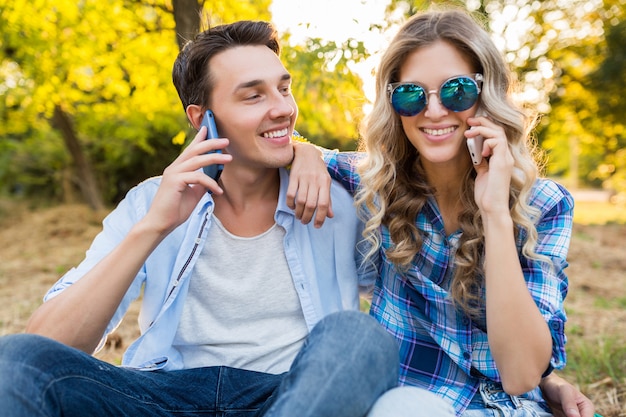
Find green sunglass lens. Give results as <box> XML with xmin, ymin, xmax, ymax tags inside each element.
<box><xmin>440</xmin><ymin>77</ymin><xmax>479</xmax><ymax>112</ymax></box>
<box><xmin>391</xmin><ymin>84</ymin><xmax>426</xmax><ymax>116</ymax></box>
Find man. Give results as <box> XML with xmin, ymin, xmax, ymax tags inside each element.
<box><xmin>0</xmin><ymin>20</ymin><xmax>453</xmax><ymax>417</ymax></box>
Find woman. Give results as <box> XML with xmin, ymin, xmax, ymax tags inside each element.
<box><xmin>291</xmin><ymin>8</ymin><xmax>583</xmax><ymax>417</ymax></box>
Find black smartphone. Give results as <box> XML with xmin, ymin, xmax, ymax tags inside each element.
<box><xmin>200</xmin><ymin>110</ymin><xmax>223</xmax><ymax>181</ymax></box>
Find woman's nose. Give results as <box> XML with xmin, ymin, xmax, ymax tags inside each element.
<box><xmin>423</xmin><ymin>91</ymin><xmax>448</xmax><ymax>118</ymax></box>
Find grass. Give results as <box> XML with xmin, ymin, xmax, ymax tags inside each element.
<box><xmin>567</xmin><ymin>198</ymin><xmax>626</xmax><ymax>417</ymax></box>
<box><xmin>562</xmin><ymin>335</ymin><xmax>626</xmax><ymax>417</ymax></box>
<box><xmin>565</xmin><ymin>336</ymin><xmax>626</xmax><ymax>385</ymax></box>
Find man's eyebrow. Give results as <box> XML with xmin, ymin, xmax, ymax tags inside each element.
<box><xmin>234</xmin><ymin>73</ymin><xmax>292</xmax><ymax>91</ymax></box>
<box><xmin>235</xmin><ymin>79</ymin><xmax>263</xmax><ymax>91</ymax></box>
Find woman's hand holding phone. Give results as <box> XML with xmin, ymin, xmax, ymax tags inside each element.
<box><xmin>469</xmin><ymin>110</ymin><xmax>515</xmax><ymax>216</ymax></box>
<box><xmin>467</xmin><ymin>109</ymin><xmax>486</xmax><ymax>165</ymax></box>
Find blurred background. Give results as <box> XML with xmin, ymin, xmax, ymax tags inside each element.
<box><xmin>1</xmin><ymin>0</ymin><xmax>625</xmax><ymax>415</ymax></box>
<box><xmin>1</xmin><ymin>0</ymin><xmax>625</xmax><ymax>210</ymax></box>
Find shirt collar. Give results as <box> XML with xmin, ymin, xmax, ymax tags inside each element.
<box><xmin>276</xmin><ymin>167</ymin><xmax>296</xmax><ymax>218</ymax></box>
<box><xmin>194</xmin><ymin>167</ymin><xmax>295</xmax><ymax>219</ymax></box>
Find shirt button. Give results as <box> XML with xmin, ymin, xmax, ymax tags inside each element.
<box><xmin>463</xmin><ymin>351</ymin><xmax>471</xmax><ymax>360</ymax></box>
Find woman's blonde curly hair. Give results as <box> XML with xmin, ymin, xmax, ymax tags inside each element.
<box><xmin>355</xmin><ymin>8</ymin><xmax>548</xmax><ymax>318</ymax></box>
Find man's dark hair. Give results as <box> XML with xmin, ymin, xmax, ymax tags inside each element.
<box><xmin>172</xmin><ymin>20</ymin><xmax>280</xmax><ymax>111</ymax></box>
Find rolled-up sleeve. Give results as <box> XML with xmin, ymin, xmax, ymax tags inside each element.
<box><xmin>522</xmin><ymin>180</ymin><xmax>574</xmax><ymax>371</ymax></box>
<box><xmin>43</xmin><ymin>179</ymin><xmax>157</xmax><ymax>348</ymax></box>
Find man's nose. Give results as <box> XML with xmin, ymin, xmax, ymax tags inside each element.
<box><xmin>270</xmin><ymin>95</ymin><xmax>295</xmax><ymax>118</ymax></box>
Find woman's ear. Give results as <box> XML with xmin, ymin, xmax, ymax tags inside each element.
<box><xmin>186</xmin><ymin>104</ymin><xmax>203</xmax><ymax>130</ymax></box>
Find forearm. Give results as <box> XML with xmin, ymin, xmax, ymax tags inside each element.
<box><xmin>25</xmin><ymin>219</ymin><xmax>167</xmax><ymax>353</ymax></box>
<box><xmin>483</xmin><ymin>213</ymin><xmax>552</xmax><ymax>394</ymax></box>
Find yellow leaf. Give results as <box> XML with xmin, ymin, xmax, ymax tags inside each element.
<box><xmin>172</xmin><ymin>130</ymin><xmax>187</xmax><ymax>146</ymax></box>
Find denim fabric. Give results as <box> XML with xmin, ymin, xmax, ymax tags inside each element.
<box><xmin>0</xmin><ymin>311</ymin><xmax>399</xmax><ymax>417</ymax></box>
<box><xmin>462</xmin><ymin>381</ymin><xmax>552</xmax><ymax>417</ymax></box>
<box><xmin>367</xmin><ymin>386</ymin><xmax>455</xmax><ymax>417</ymax></box>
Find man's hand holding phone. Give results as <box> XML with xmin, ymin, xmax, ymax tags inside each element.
<box><xmin>143</xmin><ymin>115</ymin><xmax>230</xmax><ymax>234</ymax></box>
<box><xmin>201</xmin><ymin>110</ymin><xmax>224</xmax><ymax>181</ymax></box>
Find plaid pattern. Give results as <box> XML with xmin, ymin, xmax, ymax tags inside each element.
<box><xmin>324</xmin><ymin>150</ymin><xmax>572</xmax><ymax>415</ymax></box>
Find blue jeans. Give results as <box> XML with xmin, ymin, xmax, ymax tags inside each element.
<box><xmin>0</xmin><ymin>311</ymin><xmax>399</xmax><ymax>417</ymax></box>
<box><xmin>463</xmin><ymin>380</ymin><xmax>552</xmax><ymax>417</ymax></box>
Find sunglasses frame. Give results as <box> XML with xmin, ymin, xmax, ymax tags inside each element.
<box><xmin>387</xmin><ymin>73</ymin><xmax>484</xmax><ymax>116</ymax></box>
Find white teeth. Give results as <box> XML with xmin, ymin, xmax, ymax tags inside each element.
<box><xmin>423</xmin><ymin>127</ymin><xmax>455</xmax><ymax>136</ymax></box>
<box><xmin>263</xmin><ymin>128</ymin><xmax>288</xmax><ymax>138</ymax></box>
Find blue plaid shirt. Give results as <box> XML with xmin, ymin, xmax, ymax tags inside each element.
<box><xmin>323</xmin><ymin>150</ymin><xmax>572</xmax><ymax>415</ymax></box>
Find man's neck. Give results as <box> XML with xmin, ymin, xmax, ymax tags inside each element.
<box><xmin>212</xmin><ymin>168</ymin><xmax>280</xmax><ymax>237</ymax></box>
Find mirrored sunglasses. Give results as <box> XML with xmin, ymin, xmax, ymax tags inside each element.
<box><xmin>388</xmin><ymin>74</ymin><xmax>483</xmax><ymax>117</ymax></box>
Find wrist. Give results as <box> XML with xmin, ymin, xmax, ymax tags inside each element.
<box><xmin>133</xmin><ymin>213</ymin><xmax>176</xmax><ymax>241</ymax></box>
<box><xmin>290</xmin><ymin>138</ymin><xmax>322</xmax><ymax>167</ymax></box>
<box><xmin>482</xmin><ymin>211</ymin><xmax>513</xmax><ymax>234</ymax></box>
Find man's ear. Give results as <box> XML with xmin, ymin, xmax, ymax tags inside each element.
<box><xmin>186</xmin><ymin>104</ymin><xmax>204</xmax><ymax>130</ymax></box>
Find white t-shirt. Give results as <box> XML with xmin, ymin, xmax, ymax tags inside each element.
<box><xmin>173</xmin><ymin>215</ymin><xmax>309</xmax><ymax>374</ymax></box>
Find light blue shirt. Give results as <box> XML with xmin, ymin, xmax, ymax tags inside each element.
<box><xmin>44</xmin><ymin>168</ymin><xmax>375</xmax><ymax>371</ymax></box>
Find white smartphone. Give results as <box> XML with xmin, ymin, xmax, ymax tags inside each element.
<box><xmin>467</xmin><ymin>109</ymin><xmax>485</xmax><ymax>165</ymax></box>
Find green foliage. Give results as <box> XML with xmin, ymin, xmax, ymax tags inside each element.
<box><xmin>4</xmin><ymin>0</ymin><xmax>626</xmax><ymax>206</ymax></box>
<box><xmin>587</xmin><ymin>19</ymin><xmax>626</xmax><ymax>202</ymax></box>
<box><xmin>593</xmin><ymin>19</ymin><xmax>626</xmax><ymax>119</ymax></box>
<box><xmin>1</xmin><ymin>130</ymin><xmax>69</xmax><ymax>200</ymax></box>
<box><xmin>1</xmin><ymin>0</ymin><xmax>187</xmax><ymax>203</ymax></box>
<box><xmin>203</xmin><ymin>0</ymin><xmax>272</xmax><ymax>24</ymax></box>
<box><xmin>0</xmin><ymin>0</ymin><xmax>370</xmax><ymax>204</ymax></box>
<box><xmin>283</xmin><ymin>36</ymin><xmax>368</xmax><ymax>150</ymax></box>
<box><xmin>504</xmin><ymin>0</ymin><xmax>626</xmax><ymax>198</ymax></box>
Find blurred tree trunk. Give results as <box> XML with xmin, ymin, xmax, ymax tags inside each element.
<box><xmin>172</xmin><ymin>0</ymin><xmax>204</xmax><ymax>50</ymax></box>
<box><xmin>52</xmin><ymin>105</ymin><xmax>105</xmax><ymax>211</ymax></box>
<box><xmin>49</xmin><ymin>1</ymin><xmax>201</xmax><ymax>211</ymax></box>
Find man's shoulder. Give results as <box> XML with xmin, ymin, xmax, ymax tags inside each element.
<box><xmin>329</xmin><ymin>179</ymin><xmax>353</xmax><ymax>197</ymax></box>
<box><xmin>132</xmin><ymin>176</ymin><xmax>163</xmax><ymax>193</ymax></box>
<box><xmin>119</xmin><ymin>176</ymin><xmax>163</xmax><ymax>208</ymax></box>
<box><xmin>329</xmin><ymin>180</ymin><xmax>357</xmax><ymax>209</ymax></box>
